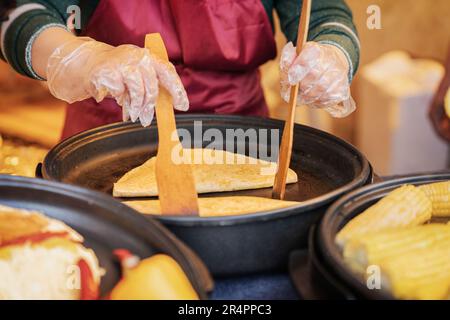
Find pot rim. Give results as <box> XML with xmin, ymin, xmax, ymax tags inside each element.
<box><xmin>42</xmin><ymin>115</ymin><xmax>372</xmax><ymax>226</ymax></box>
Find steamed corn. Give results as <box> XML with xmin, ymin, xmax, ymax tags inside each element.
<box><xmin>380</xmin><ymin>240</ymin><xmax>450</xmax><ymax>300</ymax></box>
<box><xmin>343</xmin><ymin>224</ymin><xmax>450</xmax><ymax>273</ymax></box>
<box><xmin>343</xmin><ymin>224</ymin><xmax>450</xmax><ymax>299</ymax></box>
<box><xmin>336</xmin><ymin>181</ymin><xmax>450</xmax><ymax>300</ymax></box>
<box><xmin>336</xmin><ymin>185</ymin><xmax>432</xmax><ymax>248</ymax></box>
<box><xmin>418</xmin><ymin>181</ymin><xmax>450</xmax><ymax>217</ymax></box>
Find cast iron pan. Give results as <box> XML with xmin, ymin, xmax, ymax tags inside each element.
<box><xmin>41</xmin><ymin>115</ymin><xmax>372</xmax><ymax>276</ymax></box>
<box><xmin>317</xmin><ymin>172</ymin><xmax>450</xmax><ymax>299</ymax></box>
<box><xmin>0</xmin><ymin>174</ymin><xmax>212</xmax><ymax>298</ymax></box>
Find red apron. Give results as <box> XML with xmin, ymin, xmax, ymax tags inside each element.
<box><xmin>61</xmin><ymin>0</ymin><xmax>276</xmax><ymax>139</ymax></box>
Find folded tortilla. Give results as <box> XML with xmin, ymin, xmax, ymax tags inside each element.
<box><xmin>124</xmin><ymin>196</ymin><xmax>300</xmax><ymax>217</ymax></box>
<box><xmin>113</xmin><ymin>148</ymin><xmax>298</xmax><ymax>197</ymax></box>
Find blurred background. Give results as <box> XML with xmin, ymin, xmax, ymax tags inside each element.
<box><xmin>1</xmin><ymin>0</ymin><xmax>449</xmax><ymax>177</ymax></box>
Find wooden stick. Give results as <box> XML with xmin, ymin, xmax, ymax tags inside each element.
<box><xmin>145</xmin><ymin>34</ymin><xmax>199</xmax><ymax>215</ymax></box>
<box><xmin>272</xmin><ymin>0</ymin><xmax>311</xmax><ymax>200</ymax></box>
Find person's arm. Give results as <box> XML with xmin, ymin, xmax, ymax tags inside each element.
<box><xmin>0</xmin><ymin>0</ymin><xmax>82</xmax><ymax>79</ymax></box>
<box><xmin>0</xmin><ymin>1</ymin><xmax>189</xmax><ymax>128</ymax></box>
<box><xmin>275</xmin><ymin>0</ymin><xmax>359</xmax><ymax>117</ymax></box>
<box><xmin>275</xmin><ymin>0</ymin><xmax>360</xmax><ymax>80</ymax></box>
<box><xmin>31</xmin><ymin>26</ymin><xmax>75</xmax><ymax>78</ymax></box>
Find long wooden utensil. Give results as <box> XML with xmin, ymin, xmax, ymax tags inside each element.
<box><xmin>145</xmin><ymin>33</ymin><xmax>199</xmax><ymax>215</ymax></box>
<box><xmin>272</xmin><ymin>0</ymin><xmax>311</xmax><ymax>200</ymax></box>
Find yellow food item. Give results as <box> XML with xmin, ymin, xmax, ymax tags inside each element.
<box><xmin>113</xmin><ymin>148</ymin><xmax>297</xmax><ymax>197</ymax></box>
<box><xmin>343</xmin><ymin>224</ymin><xmax>450</xmax><ymax>273</ymax></box>
<box><xmin>0</xmin><ymin>136</ymin><xmax>47</xmax><ymax>177</ymax></box>
<box><xmin>0</xmin><ymin>207</ymin><xmax>48</xmax><ymax>243</ymax></box>
<box><xmin>0</xmin><ymin>205</ymin><xmax>82</xmax><ymax>244</ymax></box>
<box><xmin>336</xmin><ymin>185</ymin><xmax>432</xmax><ymax>248</ymax></box>
<box><xmin>418</xmin><ymin>181</ymin><xmax>450</xmax><ymax>217</ymax></box>
<box><xmin>110</xmin><ymin>254</ymin><xmax>199</xmax><ymax>300</ymax></box>
<box><xmin>124</xmin><ymin>196</ymin><xmax>299</xmax><ymax>217</ymax></box>
<box><xmin>381</xmin><ymin>240</ymin><xmax>450</xmax><ymax>300</ymax></box>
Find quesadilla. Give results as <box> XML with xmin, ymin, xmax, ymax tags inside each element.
<box><xmin>113</xmin><ymin>148</ymin><xmax>298</xmax><ymax>197</ymax></box>
<box><xmin>124</xmin><ymin>196</ymin><xmax>300</xmax><ymax>217</ymax></box>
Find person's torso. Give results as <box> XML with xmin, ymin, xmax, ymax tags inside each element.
<box><xmin>62</xmin><ymin>0</ymin><xmax>276</xmax><ymax>139</ymax></box>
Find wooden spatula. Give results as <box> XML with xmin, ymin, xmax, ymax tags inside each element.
<box><xmin>145</xmin><ymin>33</ymin><xmax>199</xmax><ymax>215</ymax></box>
<box><xmin>272</xmin><ymin>0</ymin><xmax>311</xmax><ymax>200</ymax></box>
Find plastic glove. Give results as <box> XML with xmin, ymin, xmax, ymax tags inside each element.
<box><xmin>46</xmin><ymin>37</ymin><xmax>189</xmax><ymax>126</ymax></box>
<box><xmin>280</xmin><ymin>41</ymin><xmax>355</xmax><ymax>118</ymax></box>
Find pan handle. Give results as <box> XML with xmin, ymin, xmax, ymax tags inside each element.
<box><xmin>35</xmin><ymin>163</ymin><xmax>43</xmax><ymax>178</ymax></box>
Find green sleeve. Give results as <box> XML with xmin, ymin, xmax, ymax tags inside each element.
<box><xmin>0</xmin><ymin>0</ymin><xmax>98</xmax><ymax>79</ymax></box>
<box><xmin>275</xmin><ymin>0</ymin><xmax>360</xmax><ymax>81</ymax></box>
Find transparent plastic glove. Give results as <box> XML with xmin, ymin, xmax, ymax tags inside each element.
<box><xmin>280</xmin><ymin>41</ymin><xmax>356</xmax><ymax>118</ymax></box>
<box><xmin>46</xmin><ymin>37</ymin><xmax>189</xmax><ymax>127</ymax></box>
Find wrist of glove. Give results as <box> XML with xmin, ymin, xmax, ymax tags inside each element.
<box><xmin>280</xmin><ymin>41</ymin><xmax>356</xmax><ymax>118</ymax></box>
<box><xmin>46</xmin><ymin>37</ymin><xmax>189</xmax><ymax>127</ymax></box>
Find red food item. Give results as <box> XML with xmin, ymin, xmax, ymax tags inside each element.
<box><xmin>0</xmin><ymin>231</ymin><xmax>69</xmax><ymax>248</ymax></box>
<box><xmin>78</xmin><ymin>258</ymin><xmax>99</xmax><ymax>300</ymax></box>
<box><xmin>113</xmin><ymin>248</ymin><xmax>134</xmax><ymax>262</ymax></box>
<box><xmin>113</xmin><ymin>248</ymin><xmax>140</xmax><ymax>271</ymax></box>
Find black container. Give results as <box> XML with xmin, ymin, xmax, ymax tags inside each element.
<box><xmin>289</xmin><ymin>226</ymin><xmax>357</xmax><ymax>300</ymax></box>
<box><xmin>0</xmin><ymin>175</ymin><xmax>212</xmax><ymax>298</ymax></box>
<box><xmin>314</xmin><ymin>172</ymin><xmax>450</xmax><ymax>299</ymax></box>
<box><xmin>41</xmin><ymin>115</ymin><xmax>372</xmax><ymax>276</ymax></box>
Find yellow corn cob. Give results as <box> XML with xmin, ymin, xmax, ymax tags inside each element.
<box><xmin>343</xmin><ymin>224</ymin><xmax>450</xmax><ymax>273</ymax></box>
<box><xmin>380</xmin><ymin>241</ymin><xmax>450</xmax><ymax>300</ymax></box>
<box><xmin>336</xmin><ymin>185</ymin><xmax>432</xmax><ymax>248</ymax></box>
<box><xmin>418</xmin><ymin>181</ymin><xmax>450</xmax><ymax>217</ymax></box>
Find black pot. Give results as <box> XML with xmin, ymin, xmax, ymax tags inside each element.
<box><xmin>41</xmin><ymin>115</ymin><xmax>372</xmax><ymax>276</ymax></box>
<box><xmin>0</xmin><ymin>174</ymin><xmax>212</xmax><ymax>298</ymax></box>
<box><xmin>289</xmin><ymin>226</ymin><xmax>357</xmax><ymax>300</ymax></box>
<box><xmin>315</xmin><ymin>172</ymin><xmax>450</xmax><ymax>299</ymax></box>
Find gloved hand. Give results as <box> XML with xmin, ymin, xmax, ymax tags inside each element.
<box><xmin>280</xmin><ymin>41</ymin><xmax>355</xmax><ymax>118</ymax></box>
<box><xmin>46</xmin><ymin>37</ymin><xmax>189</xmax><ymax>126</ymax></box>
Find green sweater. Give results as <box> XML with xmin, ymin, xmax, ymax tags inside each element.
<box><xmin>0</xmin><ymin>0</ymin><xmax>360</xmax><ymax>81</ymax></box>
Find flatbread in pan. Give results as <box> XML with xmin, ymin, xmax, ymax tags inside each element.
<box><xmin>113</xmin><ymin>148</ymin><xmax>298</xmax><ymax>197</ymax></box>
<box><xmin>123</xmin><ymin>196</ymin><xmax>300</xmax><ymax>217</ymax></box>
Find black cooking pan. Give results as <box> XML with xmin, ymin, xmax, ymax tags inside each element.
<box><xmin>289</xmin><ymin>226</ymin><xmax>357</xmax><ymax>300</ymax></box>
<box><xmin>317</xmin><ymin>172</ymin><xmax>450</xmax><ymax>299</ymax></box>
<box><xmin>41</xmin><ymin>114</ymin><xmax>372</xmax><ymax>276</ymax></box>
<box><xmin>0</xmin><ymin>174</ymin><xmax>212</xmax><ymax>298</ymax></box>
